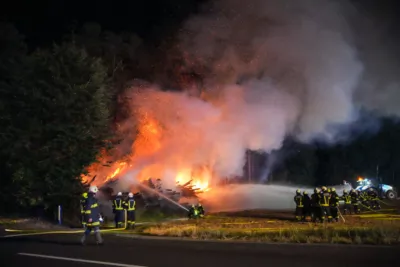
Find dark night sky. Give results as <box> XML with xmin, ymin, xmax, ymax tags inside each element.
<box><xmin>0</xmin><ymin>0</ymin><xmax>206</xmax><ymax>46</ymax></box>
<box><xmin>1</xmin><ymin>0</ymin><xmax>399</xmax><ymax>47</ymax></box>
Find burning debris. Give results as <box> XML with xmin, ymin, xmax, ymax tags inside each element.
<box><xmin>96</xmin><ymin>176</ymin><xmax>206</xmax><ymax>213</ymax></box>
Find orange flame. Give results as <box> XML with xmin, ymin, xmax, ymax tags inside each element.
<box><xmin>80</xmin><ymin>113</ymin><xmax>212</xmax><ymax>192</ymax></box>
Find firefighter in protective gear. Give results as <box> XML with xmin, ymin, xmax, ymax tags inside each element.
<box><xmin>311</xmin><ymin>188</ymin><xmax>322</xmax><ymax>222</ymax></box>
<box><xmin>341</xmin><ymin>189</ymin><xmax>352</xmax><ymax>214</ymax></box>
<box><xmin>81</xmin><ymin>186</ymin><xmax>103</xmax><ymax>245</ymax></box>
<box><xmin>319</xmin><ymin>186</ymin><xmax>332</xmax><ymax>222</ymax></box>
<box><xmin>367</xmin><ymin>188</ymin><xmax>381</xmax><ymax>210</ymax></box>
<box><xmin>329</xmin><ymin>188</ymin><xmax>340</xmax><ymax>222</ymax></box>
<box><xmin>197</xmin><ymin>203</ymin><xmax>205</xmax><ymax>218</ymax></box>
<box><xmin>125</xmin><ymin>192</ymin><xmax>136</xmax><ymax>229</ymax></box>
<box><xmin>302</xmin><ymin>191</ymin><xmax>311</xmax><ymax>221</ymax></box>
<box><xmin>294</xmin><ymin>189</ymin><xmax>304</xmax><ymax>221</ymax></box>
<box><xmin>80</xmin><ymin>192</ymin><xmax>88</xmax><ymax>228</ymax></box>
<box><xmin>188</xmin><ymin>204</ymin><xmax>198</xmax><ymax>219</ymax></box>
<box><xmin>350</xmin><ymin>189</ymin><xmax>360</xmax><ymax>214</ymax></box>
<box><xmin>359</xmin><ymin>190</ymin><xmax>370</xmax><ymax>210</ymax></box>
<box><xmin>112</xmin><ymin>192</ymin><xmax>125</xmax><ymax>228</ymax></box>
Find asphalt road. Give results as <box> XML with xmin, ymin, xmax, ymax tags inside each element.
<box><xmin>0</xmin><ymin>232</ymin><xmax>398</xmax><ymax>267</ymax></box>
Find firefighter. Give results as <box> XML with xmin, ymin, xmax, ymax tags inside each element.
<box><xmin>188</xmin><ymin>204</ymin><xmax>198</xmax><ymax>219</ymax></box>
<box><xmin>359</xmin><ymin>190</ymin><xmax>370</xmax><ymax>210</ymax></box>
<box><xmin>294</xmin><ymin>189</ymin><xmax>304</xmax><ymax>221</ymax></box>
<box><xmin>302</xmin><ymin>191</ymin><xmax>311</xmax><ymax>221</ymax></box>
<box><xmin>197</xmin><ymin>203</ymin><xmax>205</xmax><ymax>218</ymax></box>
<box><xmin>367</xmin><ymin>188</ymin><xmax>381</xmax><ymax>210</ymax></box>
<box><xmin>319</xmin><ymin>186</ymin><xmax>332</xmax><ymax>222</ymax></box>
<box><xmin>329</xmin><ymin>188</ymin><xmax>340</xmax><ymax>222</ymax></box>
<box><xmin>81</xmin><ymin>186</ymin><xmax>103</xmax><ymax>245</ymax></box>
<box><xmin>311</xmin><ymin>188</ymin><xmax>322</xmax><ymax>222</ymax></box>
<box><xmin>342</xmin><ymin>189</ymin><xmax>352</xmax><ymax>215</ymax></box>
<box><xmin>350</xmin><ymin>189</ymin><xmax>360</xmax><ymax>214</ymax></box>
<box><xmin>125</xmin><ymin>192</ymin><xmax>136</xmax><ymax>229</ymax></box>
<box><xmin>113</xmin><ymin>192</ymin><xmax>125</xmax><ymax>228</ymax></box>
<box><xmin>80</xmin><ymin>192</ymin><xmax>88</xmax><ymax>228</ymax></box>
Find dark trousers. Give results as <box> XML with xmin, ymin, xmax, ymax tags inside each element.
<box><xmin>352</xmin><ymin>203</ymin><xmax>360</xmax><ymax>214</ymax></box>
<box><xmin>370</xmin><ymin>200</ymin><xmax>380</xmax><ymax>209</ymax></box>
<box><xmin>311</xmin><ymin>206</ymin><xmax>322</xmax><ymax>222</ymax></box>
<box><xmin>321</xmin><ymin>206</ymin><xmax>332</xmax><ymax>222</ymax></box>
<box><xmin>81</xmin><ymin>226</ymin><xmax>102</xmax><ymax>244</ymax></box>
<box><xmin>303</xmin><ymin>207</ymin><xmax>311</xmax><ymax>220</ymax></box>
<box><xmin>115</xmin><ymin>210</ymin><xmax>124</xmax><ymax>228</ymax></box>
<box><xmin>295</xmin><ymin>207</ymin><xmax>303</xmax><ymax>221</ymax></box>
<box><xmin>330</xmin><ymin>206</ymin><xmax>339</xmax><ymax>222</ymax></box>
<box><xmin>343</xmin><ymin>203</ymin><xmax>352</xmax><ymax>214</ymax></box>
<box><xmin>127</xmin><ymin>210</ymin><xmax>136</xmax><ymax>228</ymax></box>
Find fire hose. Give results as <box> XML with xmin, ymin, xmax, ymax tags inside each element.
<box><xmin>337</xmin><ymin>207</ymin><xmax>346</xmax><ymax>223</ymax></box>
<box><xmin>2</xmin><ymin>210</ymin><xmax>130</xmax><ymax>238</ymax></box>
<box><xmin>359</xmin><ymin>202</ymin><xmax>378</xmax><ymax>212</ymax></box>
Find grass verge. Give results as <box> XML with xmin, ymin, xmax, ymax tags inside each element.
<box><xmin>134</xmin><ymin>210</ymin><xmax>400</xmax><ymax>245</ymax></box>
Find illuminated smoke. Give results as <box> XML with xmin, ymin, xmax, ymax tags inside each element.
<box><xmin>85</xmin><ymin>0</ymin><xmax>400</xmax><ymax>207</ymax></box>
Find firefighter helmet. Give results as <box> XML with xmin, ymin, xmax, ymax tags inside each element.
<box><xmin>331</xmin><ymin>188</ymin><xmax>336</xmax><ymax>192</ymax></box>
<box><xmin>296</xmin><ymin>189</ymin><xmax>301</xmax><ymax>194</ymax></box>
<box><xmin>128</xmin><ymin>192</ymin><xmax>133</xmax><ymax>198</ymax></box>
<box><xmin>303</xmin><ymin>191</ymin><xmax>308</xmax><ymax>195</ymax></box>
<box><xmin>321</xmin><ymin>186</ymin><xmax>327</xmax><ymax>191</ymax></box>
<box><xmin>343</xmin><ymin>189</ymin><xmax>348</xmax><ymax>194</ymax></box>
<box><xmin>117</xmin><ymin>192</ymin><xmax>122</xmax><ymax>196</ymax></box>
<box><xmin>89</xmin><ymin>185</ymin><xmax>98</xmax><ymax>193</ymax></box>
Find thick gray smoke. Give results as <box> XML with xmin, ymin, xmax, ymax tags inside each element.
<box><xmin>106</xmin><ymin>0</ymin><xmax>400</xmax><ymax>212</ymax></box>
<box><xmin>178</xmin><ymin>0</ymin><xmax>400</xmax><ymax>141</ymax></box>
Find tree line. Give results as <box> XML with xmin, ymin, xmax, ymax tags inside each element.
<box><xmin>0</xmin><ymin>21</ymin><xmax>398</xmax><ymax>222</ymax></box>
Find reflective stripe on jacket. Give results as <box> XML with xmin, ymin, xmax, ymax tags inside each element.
<box><xmin>319</xmin><ymin>192</ymin><xmax>330</xmax><ymax>207</ymax></box>
<box><xmin>113</xmin><ymin>198</ymin><xmax>124</xmax><ymax>210</ymax></box>
<box><xmin>294</xmin><ymin>195</ymin><xmax>304</xmax><ymax>208</ymax></box>
<box><xmin>84</xmin><ymin>194</ymin><xmax>100</xmax><ymax>226</ymax></box>
<box><xmin>126</xmin><ymin>199</ymin><xmax>136</xmax><ymax>211</ymax></box>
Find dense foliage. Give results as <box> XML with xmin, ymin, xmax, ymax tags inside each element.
<box><xmin>0</xmin><ymin>23</ymin><xmax>113</xmax><ymax>219</ymax></box>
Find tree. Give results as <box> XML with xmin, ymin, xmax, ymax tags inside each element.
<box><xmin>0</xmin><ymin>36</ymin><xmax>113</xmax><ymax>219</ymax></box>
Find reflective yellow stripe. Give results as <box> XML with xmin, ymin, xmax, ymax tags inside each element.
<box><xmin>87</xmin><ymin>221</ymin><xmax>100</xmax><ymax>227</ymax></box>
<box><xmin>91</xmin><ymin>203</ymin><xmax>98</xmax><ymax>208</ymax></box>
<box><xmin>114</xmin><ymin>199</ymin><xmax>123</xmax><ymax>210</ymax></box>
<box><xmin>128</xmin><ymin>200</ymin><xmax>135</xmax><ymax>211</ymax></box>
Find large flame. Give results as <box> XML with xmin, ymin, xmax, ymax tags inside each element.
<box><xmin>81</xmin><ymin>102</ymin><xmax>213</xmax><ymax>193</ymax></box>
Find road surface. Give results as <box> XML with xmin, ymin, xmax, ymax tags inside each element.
<box><xmin>0</xmin><ymin>232</ymin><xmax>398</xmax><ymax>267</ymax></box>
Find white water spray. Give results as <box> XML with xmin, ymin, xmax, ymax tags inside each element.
<box><xmin>202</xmin><ymin>184</ymin><xmax>352</xmax><ymax>212</ymax></box>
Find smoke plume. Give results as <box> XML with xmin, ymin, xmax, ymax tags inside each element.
<box><xmin>93</xmin><ymin>0</ymin><xmax>400</xmax><ymax>199</ymax></box>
